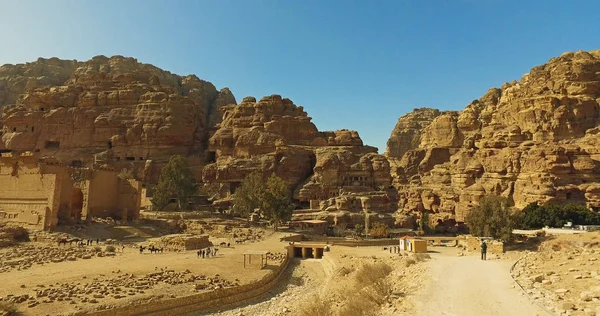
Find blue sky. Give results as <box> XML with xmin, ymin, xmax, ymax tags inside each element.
<box><xmin>2</xmin><ymin>0</ymin><xmax>599</xmax><ymax>152</ymax></box>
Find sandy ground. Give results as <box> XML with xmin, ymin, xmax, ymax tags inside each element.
<box><xmin>414</xmin><ymin>247</ymin><xmax>548</xmax><ymax>316</ymax></box>
<box><xmin>4</xmin><ymin>223</ymin><xmax>581</xmax><ymax>316</ymax></box>
<box><xmin>208</xmin><ymin>245</ymin><xmax>427</xmax><ymax>316</ymax></box>
<box><xmin>0</xmin><ymin>229</ymin><xmax>288</xmax><ymax>316</ymax></box>
<box><xmin>207</xmin><ymin>245</ymin><xmax>551</xmax><ymax>316</ymax></box>
<box><xmin>512</xmin><ymin>232</ymin><xmax>600</xmax><ymax>316</ymax></box>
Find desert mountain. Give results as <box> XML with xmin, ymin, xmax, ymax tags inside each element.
<box><xmin>386</xmin><ymin>50</ymin><xmax>600</xmax><ymax>229</ymax></box>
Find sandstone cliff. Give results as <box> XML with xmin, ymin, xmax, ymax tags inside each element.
<box><xmin>0</xmin><ymin>56</ymin><xmax>236</xmax><ymax>169</ymax></box>
<box><xmin>386</xmin><ymin>50</ymin><xmax>600</xmax><ymax>230</ymax></box>
<box><xmin>203</xmin><ymin>95</ymin><xmax>392</xmax><ymax>210</ymax></box>
<box><xmin>0</xmin><ymin>56</ymin><xmax>395</xmax><ymax>226</ymax></box>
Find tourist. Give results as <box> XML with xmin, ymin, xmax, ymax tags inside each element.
<box><xmin>481</xmin><ymin>240</ymin><xmax>487</xmax><ymax>261</ymax></box>
<box><xmin>206</xmin><ymin>247</ymin><xmax>211</xmax><ymax>257</ymax></box>
<box><xmin>214</xmin><ymin>248</ymin><xmax>218</xmax><ymax>256</ymax></box>
<box><xmin>202</xmin><ymin>250</ymin><xmax>205</xmax><ymax>258</ymax></box>
<box><xmin>197</xmin><ymin>250</ymin><xmax>200</xmax><ymax>257</ymax></box>
<box><xmin>97</xmin><ymin>238</ymin><xmax>100</xmax><ymax>245</ymax></box>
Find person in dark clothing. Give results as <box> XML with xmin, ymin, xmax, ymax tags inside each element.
<box><xmin>201</xmin><ymin>250</ymin><xmax>205</xmax><ymax>258</ymax></box>
<box><xmin>481</xmin><ymin>240</ymin><xmax>487</xmax><ymax>261</ymax></box>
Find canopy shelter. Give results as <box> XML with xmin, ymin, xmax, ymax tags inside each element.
<box><xmin>243</xmin><ymin>250</ymin><xmax>269</xmax><ymax>269</ymax></box>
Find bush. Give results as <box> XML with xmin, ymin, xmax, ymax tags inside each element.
<box><xmin>516</xmin><ymin>202</ymin><xmax>600</xmax><ymax>229</ymax></box>
<box><xmin>2</xmin><ymin>226</ymin><xmax>30</xmax><ymax>242</ymax></box>
<box><xmin>354</xmin><ymin>224</ymin><xmax>364</xmax><ymax>237</ymax></box>
<box><xmin>333</xmin><ymin>223</ymin><xmax>348</xmax><ymax>237</ymax></box>
<box><xmin>353</xmin><ymin>262</ymin><xmax>392</xmax><ymax>287</ymax></box>
<box><xmin>297</xmin><ymin>296</ymin><xmax>332</xmax><ymax>316</ymax></box>
<box><xmin>105</xmin><ymin>245</ymin><xmax>116</xmax><ymax>253</ymax></box>
<box><xmin>0</xmin><ymin>301</ymin><xmax>18</xmax><ymax>315</ymax></box>
<box><xmin>370</xmin><ymin>222</ymin><xmax>389</xmax><ymax>238</ymax></box>
<box><xmin>93</xmin><ymin>246</ymin><xmax>102</xmax><ymax>253</ymax></box>
<box><xmin>405</xmin><ymin>258</ymin><xmax>416</xmax><ymax>267</ymax></box>
<box><xmin>465</xmin><ymin>195</ymin><xmax>515</xmax><ymax>242</ymax></box>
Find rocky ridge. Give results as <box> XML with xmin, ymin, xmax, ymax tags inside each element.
<box><xmin>0</xmin><ymin>55</ymin><xmax>235</xmax><ymax>178</ymax></box>
<box><xmin>386</xmin><ymin>50</ymin><xmax>600</xmax><ymax>230</ymax></box>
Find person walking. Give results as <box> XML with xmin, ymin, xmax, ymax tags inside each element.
<box><xmin>481</xmin><ymin>240</ymin><xmax>487</xmax><ymax>261</ymax></box>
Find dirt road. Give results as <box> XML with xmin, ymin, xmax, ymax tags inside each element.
<box><xmin>414</xmin><ymin>249</ymin><xmax>549</xmax><ymax>316</ymax></box>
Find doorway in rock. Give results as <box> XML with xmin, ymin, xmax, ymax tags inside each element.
<box><xmin>71</xmin><ymin>188</ymin><xmax>84</xmax><ymax>220</ymax></box>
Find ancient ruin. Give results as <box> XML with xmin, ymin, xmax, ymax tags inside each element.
<box><xmin>0</xmin><ymin>151</ymin><xmax>141</xmax><ymax>230</ymax></box>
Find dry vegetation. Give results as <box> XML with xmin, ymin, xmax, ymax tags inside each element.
<box><xmin>297</xmin><ymin>257</ymin><xmax>423</xmax><ymax>316</ymax></box>
<box><xmin>512</xmin><ymin>232</ymin><xmax>600</xmax><ymax>315</ymax></box>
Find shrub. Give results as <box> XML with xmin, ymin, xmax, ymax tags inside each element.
<box><xmin>93</xmin><ymin>246</ymin><xmax>102</xmax><ymax>253</ymax></box>
<box><xmin>354</xmin><ymin>224</ymin><xmax>364</xmax><ymax>237</ymax></box>
<box><xmin>2</xmin><ymin>226</ymin><xmax>29</xmax><ymax>242</ymax></box>
<box><xmin>333</xmin><ymin>223</ymin><xmax>348</xmax><ymax>237</ymax></box>
<box><xmin>105</xmin><ymin>245</ymin><xmax>116</xmax><ymax>253</ymax></box>
<box><xmin>370</xmin><ymin>222</ymin><xmax>389</xmax><ymax>238</ymax></box>
<box><xmin>353</xmin><ymin>262</ymin><xmax>392</xmax><ymax>287</ymax></box>
<box><xmin>297</xmin><ymin>295</ymin><xmax>332</xmax><ymax>316</ymax></box>
<box><xmin>405</xmin><ymin>258</ymin><xmax>416</xmax><ymax>267</ymax></box>
<box><xmin>465</xmin><ymin>195</ymin><xmax>515</xmax><ymax>242</ymax></box>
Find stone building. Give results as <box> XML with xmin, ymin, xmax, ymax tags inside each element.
<box><xmin>0</xmin><ymin>152</ymin><xmax>141</xmax><ymax>230</ymax></box>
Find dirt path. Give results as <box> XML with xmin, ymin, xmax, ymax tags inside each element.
<box><xmin>414</xmin><ymin>249</ymin><xmax>549</xmax><ymax>316</ymax></box>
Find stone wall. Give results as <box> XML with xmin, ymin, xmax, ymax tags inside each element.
<box><xmin>0</xmin><ymin>153</ymin><xmax>142</xmax><ymax>229</ymax></box>
<box><xmin>460</xmin><ymin>236</ymin><xmax>505</xmax><ymax>254</ymax></box>
<box><xmin>0</xmin><ymin>153</ymin><xmax>61</xmax><ymax>230</ymax></box>
<box><xmin>87</xmin><ymin>254</ymin><xmax>290</xmax><ymax>316</ymax></box>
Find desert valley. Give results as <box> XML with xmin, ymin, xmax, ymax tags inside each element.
<box><xmin>1</xmin><ymin>50</ymin><xmax>600</xmax><ymax>316</ymax></box>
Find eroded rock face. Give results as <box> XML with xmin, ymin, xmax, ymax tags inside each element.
<box><xmin>386</xmin><ymin>50</ymin><xmax>600</xmax><ymax>230</ymax></box>
<box><xmin>0</xmin><ymin>56</ymin><xmax>236</xmax><ymax>170</ymax></box>
<box><xmin>204</xmin><ymin>95</ymin><xmax>392</xmax><ymax>209</ymax></box>
<box><xmin>385</xmin><ymin>108</ymin><xmax>443</xmax><ymax>159</ymax></box>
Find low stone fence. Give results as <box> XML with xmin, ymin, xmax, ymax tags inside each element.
<box><xmin>87</xmin><ymin>255</ymin><xmax>290</xmax><ymax>316</ymax></box>
<box><xmin>459</xmin><ymin>236</ymin><xmax>504</xmax><ymax>254</ymax></box>
<box><xmin>303</xmin><ymin>236</ymin><xmax>400</xmax><ymax>247</ymax></box>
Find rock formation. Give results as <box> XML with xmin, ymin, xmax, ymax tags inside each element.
<box><xmin>386</xmin><ymin>50</ymin><xmax>600</xmax><ymax>230</ymax></box>
<box><xmin>0</xmin><ymin>56</ymin><xmax>394</xmax><ymax>226</ymax></box>
<box><xmin>0</xmin><ymin>56</ymin><xmax>236</xmax><ymax>175</ymax></box>
<box><xmin>203</xmin><ymin>95</ymin><xmax>393</xmax><ymax>211</ymax></box>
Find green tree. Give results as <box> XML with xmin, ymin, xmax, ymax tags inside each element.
<box><xmin>151</xmin><ymin>155</ymin><xmax>197</xmax><ymax>211</ymax></box>
<box><xmin>465</xmin><ymin>195</ymin><xmax>515</xmax><ymax>242</ymax></box>
<box><xmin>354</xmin><ymin>224</ymin><xmax>364</xmax><ymax>237</ymax></box>
<box><xmin>516</xmin><ymin>202</ymin><xmax>600</xmax><ymax>229</ymax></box>
<box><xmin>232</xmin><ymin>172</ymin><xmax>295</xmax><ymax>230</ymax></box>
<box><xmin>261</xmin><ymin>174</ymin><xmax>295</xmax><ymax>231</ymax></box>
<box><xmin>232</xmin><ymin>172</ymin><xmax>266</xmax><ymax>217</ymax></box>
<box><xmin>419</xmin><ymin>212</ymin><xmax>431</xmax><ymax>234</ymax></box>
